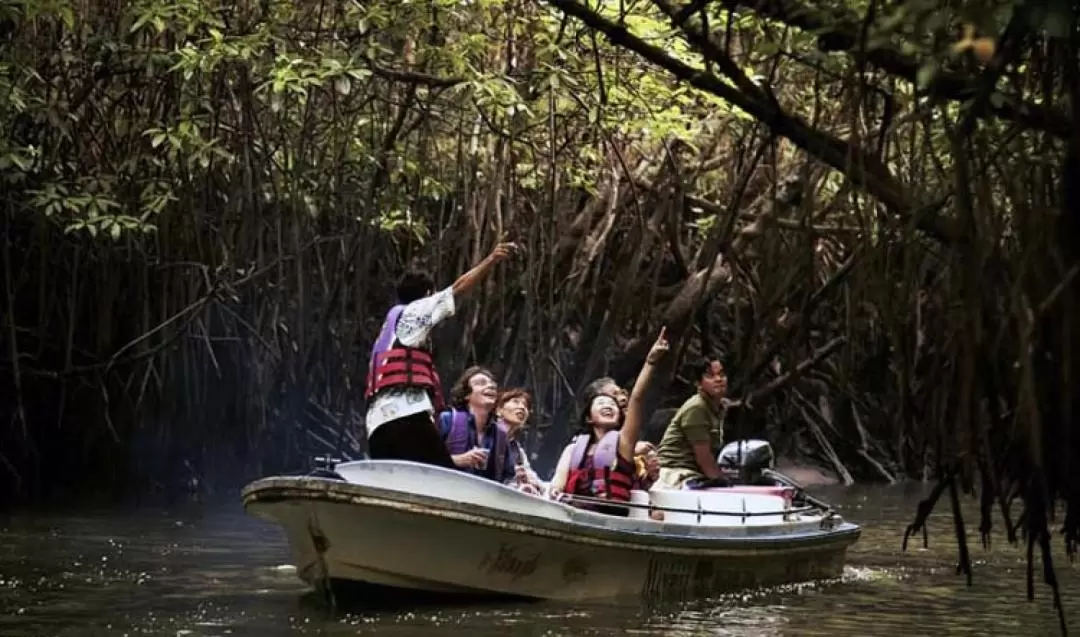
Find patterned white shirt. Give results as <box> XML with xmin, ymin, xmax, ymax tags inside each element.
<box><xmin>365</xmin><ymin>286</ymin><xmax>456</xmax><ymax>437</ymax></box>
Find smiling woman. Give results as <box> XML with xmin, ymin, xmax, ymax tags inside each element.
<box><xmin>449</xmin><ymin>366</ymin><xmax>498</xmax><ymax>408</ymax></box>
<box><xmin>437</xmin><ymin>367</ymin><xmax>516</xmax><ymax>484</ymax></box>
<box><xmin>548</xmin><ymin>328</ymin><xmax>670</xmax><ymax>511</ymax></box>
<box><xmin>496</xmin><ymin>389</ymin><xmax>531</xmax><ymax>436</ymax></box>
<box><xmin>496</xmin><ymin>389</ymin><xmax>545</xmax><ymax>492</ymax></box>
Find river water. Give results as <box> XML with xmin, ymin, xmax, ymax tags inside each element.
<box><xmin>1</xmin><ymin>483</ymin><xmax>1077</xmax><ymax>636</ymax></box>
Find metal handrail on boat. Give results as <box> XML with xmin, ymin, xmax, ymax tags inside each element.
<box><xmin>561</xmin><ymin>493</ymin><xmax>821</xmax><ymax>523</ymax></box>
<box><xmin>760</xmin><ymin>468</ymin><xmax>836</xmax><ymax>513</ymax></box>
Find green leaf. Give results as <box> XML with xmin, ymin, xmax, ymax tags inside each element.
<box><xmin>130</xmin><ymin>13</ymin><xmax>152</xmax><ymax>33</ymax></box>
<box><xmin>334</xmin><ymin>75</ymin><xmax>352</xmax><ymax>95</ymax></box>
<box><xmin>916</xmin><ymin>60</ymin><xmax>938</xmax><ymax>91</ymax></box>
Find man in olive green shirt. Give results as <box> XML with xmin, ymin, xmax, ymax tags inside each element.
<box><xmin>656</xmin><ymin>358</ymin><xmax>729</xmax><ymax>489</ymax></box>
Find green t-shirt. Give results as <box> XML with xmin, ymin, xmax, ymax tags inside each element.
<box><xmin>656</xmin><ymin>393</ymin><xmax>725</xmax><ymax>475</ymax></box>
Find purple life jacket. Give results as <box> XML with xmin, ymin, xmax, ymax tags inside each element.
<box><xmin>364</xmin><ymin>304</ymin><xmax>444</xmax><ymax>409</ymax></box>
<box><xmin>368</xmin><ymin>305</ymin><xmax>404</xmax><ymax>369</ymax></box>
<box><xmin>569</xmin><ymin>429</ymin><xmax>621</xmax><ymax>470</ymax></box>
<box><xmin>445</xmin><ymin>409</ymin><xmax>508</xmax><ymax>479</ymax></box>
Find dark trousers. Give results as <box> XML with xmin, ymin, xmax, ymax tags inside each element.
<box><xmin>368</xmin><ymin>411</ymin><xmax>456</xmax><ymax>469</ymax></box>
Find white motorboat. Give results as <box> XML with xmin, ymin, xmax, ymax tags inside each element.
<box><xmin>241</xmin><ymin>440</ymin><xmax>861</xmax><ymax>603</ymax></box>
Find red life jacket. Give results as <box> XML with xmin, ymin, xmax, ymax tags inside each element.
<box><xmin>564</xmin><ymin>430</ymin><xmax>634</xmax><ymax>502</ymax></box>
<box><xmin>364</xmin><ymin>304</ymin><xmax>445</xmax><ymax>411</ymax></box>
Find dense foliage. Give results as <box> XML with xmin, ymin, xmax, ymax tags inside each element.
<box><xmin>0</xmin><ymin>0</ymin><xmax>1077</xmax><ymax>625</ymax></box>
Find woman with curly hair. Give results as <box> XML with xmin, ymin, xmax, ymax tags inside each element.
<box><xmin>436</xmin><ymin>366</ymin><xmax>515</xmax><ymax>484</ymax></box>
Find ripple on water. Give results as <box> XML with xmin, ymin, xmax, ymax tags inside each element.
<box><xmin>1</xmin><ymin>488</ymin><xmax>1078</xmax><ymax>636</ymax></box>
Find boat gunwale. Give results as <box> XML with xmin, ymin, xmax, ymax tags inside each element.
<box><xmin>242</xmin><ymin>476</ymin><xmax>861</xmax><ymax>557</ymax></box>
<box><xmin>562</xmin><ymin>492</ymin><xmax>820</xmax><ymax>518</ymax></box>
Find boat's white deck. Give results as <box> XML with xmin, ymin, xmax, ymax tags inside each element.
<box><xmin>309</xmin><ymin>459</ymin><xmax>848</xmax><ymax>541</ymax></box>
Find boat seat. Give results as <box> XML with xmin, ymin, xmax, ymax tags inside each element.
<box><xmin>698</xmin><ymin>485</ymin><xmax>795</xmax><ymax>507</ymax></box>
<box><xmin>649</xmin><ymin>489</ymin><xmax>791</xmax><ymax>526</ymax></box>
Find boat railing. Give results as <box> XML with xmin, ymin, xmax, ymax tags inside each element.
<box><xmin>760</xmin><ymin>468</ymin><xmax>835</xmax><ymax>512</ymax></box>
<box><xmin>561</xmin><ymin>493</ymin><xmax>824</xmax><ymax>524</ymax></box>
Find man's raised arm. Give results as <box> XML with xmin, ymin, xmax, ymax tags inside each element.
<box><xmin>452</xmin><ymin>242</ymin><xmax>517</xmax><ymax>297</ymax></box>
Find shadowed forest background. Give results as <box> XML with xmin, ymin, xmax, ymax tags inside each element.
<box><xmin>0</xmin><ymin>0</ymin><xmax>1078</xmax><ymax>616</ymax></box>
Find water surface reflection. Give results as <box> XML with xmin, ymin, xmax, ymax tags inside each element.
<box><xmin>0</xmin><ymin>484</ymin><xmax>1076</xmax><ymax>636</ymax></box>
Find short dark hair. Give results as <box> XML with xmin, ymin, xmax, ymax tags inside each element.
<box><xmin>691</xmin><ymin>356</ymin><xmax>726</xmax><ymax>381</ymax></box>
<box><xmin>584</xmin><ymin>376</ymin><xmax>618</xmax><ymax>395</ymax></box>
<box><xmin>496</xmin><ymin>388</ymin><xmax>531</xmax><ymax>410</ymax></box>
<box><xmin>450</xmin><ymin>366</ymin><xmax>496</xmax><ymax>407</ymax></box>
<box><xmin>396</xmin><ymin>268</ymin><xmax>435</xmax><ymax>304</ymax></box>
<box><xmin>576</xmin><ymin>386</ymin><xmax>624</xmax><ymax>436</ymax></box>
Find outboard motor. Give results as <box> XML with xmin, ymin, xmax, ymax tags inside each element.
<box><xmin>718</xmin><ymin>440</ymin><xmax>775</xmax><ymax>485</ymax></box>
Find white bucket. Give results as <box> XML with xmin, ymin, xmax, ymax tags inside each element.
<box><xmin>628</xmin><ymin>489</ymin><xmax>652</xmax><ymax>520</ymax></box>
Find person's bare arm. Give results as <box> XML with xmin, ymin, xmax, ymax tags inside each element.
<box><xmin>691</xmin><ymin>441</ymin><xmax>724</xmax><ymax>478</ymax></box>
<box><xmin>451</xmin><ymin>242</ymin><xmax>516</xmax><ymax>297</ymax></box>
<box><xmin>549</xmin><ymin>445</ymin><xmax>573</xmax><ymax>493</ymax></box>
<box><xmin>618</xmin><ymin>328</ymin><xmax>669</xmax><ymax>462</ymax></box>
<box><xmin>681</xmin><ymin>407</ymin><xmax>723</xmax><ymax>478</ymax></box>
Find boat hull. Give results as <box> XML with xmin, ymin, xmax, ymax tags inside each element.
<box><xmin>243</xmin><ymin>461</ymin><xmax>860</xmax><ymax>603</ymax></box>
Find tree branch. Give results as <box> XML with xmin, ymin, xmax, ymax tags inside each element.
<box><xmin>541</xmin><ymin>0</ymin><xmax>965</xmax><ymax>245</ymax></box>
<box><xmin>744</xmin><ymin>335</ymin><xmax>847</xmax><ymax>405</ymax></box>
<box><xmin>362</xmin><ymin>58</ymin><xmax>466</xmax><ymax>88</ymax></box>
<box><xmin>723</xmin><ymin>0</ymin><xmax>1072</xmax><ymax>138</ymax></box>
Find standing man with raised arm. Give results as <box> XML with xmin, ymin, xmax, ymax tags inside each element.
<box><xmin>364</xmin><ymin>242</ymin><xmax>518</xmax><ymax>467</ymax></box>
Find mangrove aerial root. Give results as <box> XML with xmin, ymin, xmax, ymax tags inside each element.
<box><xmin>902</xmin><ymin>471</ymin><xmax>951</xmax><ymax>552</ymax></box>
